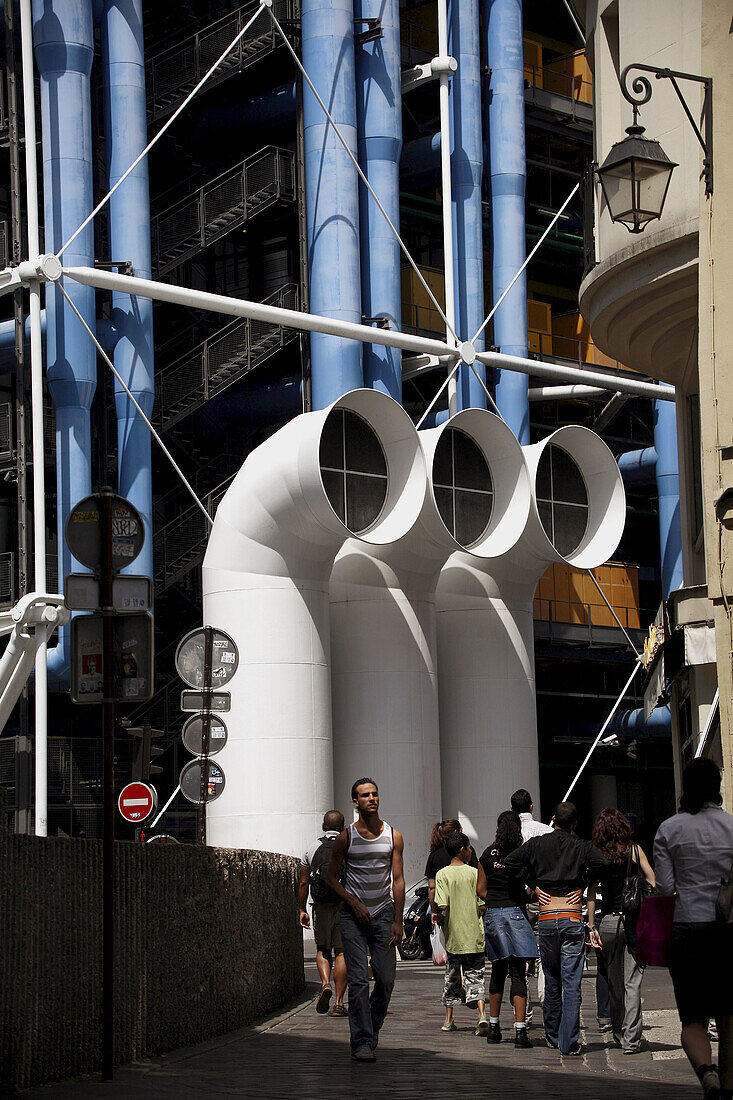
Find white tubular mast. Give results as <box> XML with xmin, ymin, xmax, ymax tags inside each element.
<box><xmin>62</xmin><ymin>265</ymin><xmax>676</xmax><ymax>402</ymax></box>
<box><xmin>19</xmin><ymin>0</ymin><xmax>49</xmax><ymax>837</ymax></box>
<box><xmin>435</xmin><ymin>0</ymin><xmax>458</xmax><ymax>414</ymax></box>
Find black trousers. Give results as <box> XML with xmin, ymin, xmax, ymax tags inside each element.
<box><xmin>489</xmin><ymin>956</ymin><xmax>528</xmax><ymax>1000</ymax></box>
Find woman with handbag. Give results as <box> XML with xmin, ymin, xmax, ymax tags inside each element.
<box><xmin>586</xmin><ymin>808</ymin><xmax>655</xmax><ymax>1054</ymax></box>
<box><xmin>654</xmin><ymin>758</ymin><xmax>733</xmax><ymax>1100</ymax></box>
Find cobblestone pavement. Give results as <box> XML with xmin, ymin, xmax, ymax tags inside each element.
<box><xmin>26</xmin><ymin>956</ymin><xmax>705</xmax><ymax>1099</ymax></box>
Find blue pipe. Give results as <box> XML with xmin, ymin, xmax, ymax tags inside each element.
<box><xmin>101</xmin><ymin>0</ymin><xmax>155</xmax><ymax>584</ymax></box>
<box><xmin>449</xmin><ymin>0</ymin><xmax>486</xmax><ymax>409</ymax></box>
<box><xmin>401</xmin><ymin>132</ymin><xmax>441</xmax><ymax>177</ymax></box>
<box><xmin>617</xmin><ymin>446</ymin><xmax>657</xmax><ymax>485</ymax></box>
<box><xmin>613</xmin><ymin>705</ymin><xmax>671</xmax><ymax>739</ymax></box>
<box><xmin>484</xmin><ymin>0</ymin><xmax>529</xmax><ymax>441</ymax></box>
<box><xmin>302</xmin><ymin>0</ymin><xmax>363</xmax><ymax>408</ymax></box>
<box><xmin>653</xmin><ymin>396</ymin><xmax>682</xmax><ymax>596</ymax></box>
<box><xmin>34</xmin><ymin>0</ymin><xmax>97</xmax><ymax>685</ymax></box>
<box><xmin>0</xmin><ymin>314</ymin><xmax>119</xmax><ymax>371</ymax></box>
<box><xmin>355</xmin><ymin>0</ymin><xmax>402</xmax><ymax>400</ymax></box>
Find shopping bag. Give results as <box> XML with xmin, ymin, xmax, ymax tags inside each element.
<box><xmin>635</xmin><ymin>895</ymin><xmax>675</xmax><ymax>967</ymax></box>
<box><xmin>431</xmin><ymin>924</ymin><xmax>447</xmax><ymax>967</ymax></box>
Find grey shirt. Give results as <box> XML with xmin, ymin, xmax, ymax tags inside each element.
<box><xmin>654</xmin><ymin>803</ymin><xmax>733</xmax><ymax>923</ymax></box>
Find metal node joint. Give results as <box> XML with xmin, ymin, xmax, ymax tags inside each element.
<box><xmin>431</xmin><ymin>55</ymin><xmax>458</xmax><ymax>77</ymax></box>
<box><xmin>619</xmin><ymin>62</ymin><xmax>713</xmax><ymax>195</ymax></box>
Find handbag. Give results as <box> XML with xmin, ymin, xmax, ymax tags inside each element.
<box><xmin>635</xmin><ymin>895</ymin><xmax>675</xmax><ymax>967</ymax></box>
<box><xmin>716</xmin><ymin>856</ymin><xmax>733</xmax><ymax>924</ymax></box>
<box><xmin>621</xmin><ymin>844</ymin><xmax>646</xmax><ymax>917</ymax></box>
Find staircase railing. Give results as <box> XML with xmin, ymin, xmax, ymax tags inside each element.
<box><xmin>152</xmin><ymin>146</ymin><xmax>295</xmax><ymax>276</ymax></box>
<box><xmin>156</xmin><ymin>282</ymin><xmax>299</xmax><ymax>432</ymax></box>
<box><xmin>146</xmin><ymin>0</ymin><xmax>299</xmax><ymax>123</ymax></box>
<box><xmin>154</xmin><ymin>473</ymin><xmax>234</xmax><ymax>595</ymax></box>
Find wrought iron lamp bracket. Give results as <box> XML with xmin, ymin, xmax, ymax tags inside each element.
<box><xmin>619</xmin><ymin>63</ymin><xmax>713</xmax><ymax>195</ymax></box>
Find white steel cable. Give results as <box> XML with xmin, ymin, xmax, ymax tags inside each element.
<box><xmin>563</xmin><ymin>655</ymin><xmax>643</xmax><ymax>802</ymax></box>
<box><xmin>471</xmin><ymin>182</ymin><xmax>580</xmax><ymax>346</ymax></box>
<box><xmin>56</xmin><ymin>1</ymin><xmax>268</xmax><ymax>260</ymax></box>
<box><xmin>585</xmin><ymin>568</ymin><xmax>641</xmax><ymax>657</ymax></box>
<box><xmin>415</xmin><ymin>362</ymin><xmax>460</xmax><ymax>429</ymax></box>
<box><xmin>267</xmin><ymin>6</ymin><xmax>459</xmax><ymax>347</ymax></box>
<box><xmin>58</xmin><ymin>283</ymin><xmax>214</xmax><ymax>526</ymax></box>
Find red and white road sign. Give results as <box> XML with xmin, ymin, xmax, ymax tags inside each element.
<box><xmin>117</xmin><ymin>781</ymin><xmax>157</xmax><ymax>823</ymax></box>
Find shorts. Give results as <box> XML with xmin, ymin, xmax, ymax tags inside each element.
<box><xmin>313</xmin><ymin>901</ymin><xmax>342</xmax><ymax>953</ymax></box>
<box><xmin>443</xmin><ymin>952</ymin><xmax>485</xmax><ymax>1007</ymax></box>
<box><xmin>669</xmin><ymin>922</ymin><xmax>733</xmax><ymax>1026</ymax></box>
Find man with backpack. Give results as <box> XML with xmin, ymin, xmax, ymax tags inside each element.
<box><xmin>299</xmin><ymin>810</ymin><xmax>347</xmax><ymax>1016</ymax></box>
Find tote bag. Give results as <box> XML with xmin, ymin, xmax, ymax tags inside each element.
<box><xmin>635</xmin><ymin>895</ymin><xmax>675</xmax><ymax>967</ymax></box>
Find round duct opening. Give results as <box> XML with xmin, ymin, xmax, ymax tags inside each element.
<box><xmin>316</xmin><ymin>389</ymin><xmax>425</xmax><ymax>546</ymax></box>
<box><xmin>319</xmin><ymin>408</ymin><xmax>388</xmax><ymax>536</ymax></box>
<box><xmin>426</xmin><ymin>408</ymin><xmax>531</xmax><ymax>558</ymax></box>
<box><xmin>528</xmin><ymin>425</ymin><xmax>625</xmax><ymax>568</ymax></box>
<box><xmin>535</xmin><ymin>443</ymin><xmax>589</xmax><ymax>558</ymax></box>
<box><xmin>432</xmin><ymin>427</ymin><xmax>494</xmax><ymax>548</ymax></box>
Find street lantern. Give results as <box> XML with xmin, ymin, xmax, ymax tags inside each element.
<box><xmin>597</xmin><ymin>125</ymin><xmax>677</xmax><ymax>234</ymax></box>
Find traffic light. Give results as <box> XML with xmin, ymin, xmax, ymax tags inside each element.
<box><xmin>127</xmin><ymin>723</ymin><xmax>165</xmax><ymax>782</ymax></box>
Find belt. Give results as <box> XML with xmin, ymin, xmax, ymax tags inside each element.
<box><xmin>539</xmin><ymin>910</ymin><xmax>582</xmax><ymax>923</ymax></box>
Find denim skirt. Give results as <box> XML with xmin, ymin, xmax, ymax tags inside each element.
<box><xmin>484</xmin><ymin>906</ymin><xmax>538</xmax><ymax>961</ymax></box>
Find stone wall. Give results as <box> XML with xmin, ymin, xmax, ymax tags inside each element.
<box><xmin>0</xmin><ymin>819</ymin><xmax>304</xmax><ymax>1093</ymax></box>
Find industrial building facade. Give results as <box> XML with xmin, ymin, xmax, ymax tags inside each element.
<box><xmin>0</xmin><ymin>0</ymin><xmax>678</xmax><ymax>854</ymax></box>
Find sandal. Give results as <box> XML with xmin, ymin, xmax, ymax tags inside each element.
<box><xmin>330</xmin><ymin>1004</ymin><xmax>348</xmax><ymax>1017</ymax></box>
<box><xmin>316</xmin><ymin>986</ymin><xmax>333</xmax><ymax>1014</ymax></box>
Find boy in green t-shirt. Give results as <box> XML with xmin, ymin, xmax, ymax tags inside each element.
<box><xmin>434</xmin><ymin>831</ymin><xmax>488</xmax><ymax>1035</ymax></box>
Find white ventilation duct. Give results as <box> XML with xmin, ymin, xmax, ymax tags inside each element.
<box><xmin>202</xmin><ymin>389</ymin><xmax>425</xmax><ymax>857</ymax></box>
<box><xmin>330</xmin><ymin>409</ymin><xmax>531</xmax><ymax>886</ymax></box>
<box><xmin>436</xmin><ymin>425</ymin><xmax>625</xmax><ymax>848</ymax></box>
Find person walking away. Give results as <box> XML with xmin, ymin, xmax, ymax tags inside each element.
<box><xmin>654</xmin><ymin>758</ymin><xmax>733</xmax><ymax>1100</ymax></box>
<box><xmin>504</xmin><ymin>801</ymin><xmax>607</xmax><ymax>1056</ymax></box>
<box><xmin>479</xmin><ymin>810</ymin><xmax>538</xmax><ymax>1049</ymax></box>
<box><xmin>511</xmin><ymin>788</ymin><xmax>553</xmax><ymax>1015</ymax></box>
<box><xmin>434</xmin><ymin>832</ymin><xmax>488</xmax><ymax>1036</ymax></box>
<box><xmin>426</xmin><ymin>819</ymin><xmax>478</xmax><ymax>924</ymax></box>
<box><xmin>299</xmin><ymin>810</ymin><xmax>348</xmax><ymax>1016</ymax></box>
<box><xmin>326</xmin><ymin>778</ymin><xmax>405</xmax><ymax>1063</ymax></box>
<box><xmin>586</xmin><ymin>808</ymin><xmax>655</xmax><ymax>1053</ymax></box>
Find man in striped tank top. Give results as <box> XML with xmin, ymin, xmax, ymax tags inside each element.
<box><xmin>326</xmin><ymin>777</ymin><xmax>405</xmax><ymax>1063</ymax></box>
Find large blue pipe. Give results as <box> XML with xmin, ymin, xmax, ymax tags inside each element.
<box><xmin>355</xmin><ymin>0</ymin><xmax>402</xmax><ymax>400</ymax></box>
<box><xmin>0</xmin><ymin>314</ymin><xmax>119</xmax><ymax>371</ymax></box>
<box><xmin>617</xmin><ymin>446</ymin><xmax>657</xmax><ymax>485</ymax></box>
<box><xmin>484</xmin><ymin>0</ymin><xmax>529</xmax><ymax>441</ymax></box>
<box><xmin>34</xmin><ymin>0</ymin><xmax>97</xmax><ymax>684</ymax></box>
<box><xmin>653</xmin><ymin>396</ymin><xmax>682</xmax><ymax>596</ymax></box>
<box><xmin>101</xmin><ymin>0</ymin><xmax>155</xmax><ymax>583</ymax></box>
<box><xmin>449</xmin><ymin>0</ymin><xmax>486</xmax><ymax>409</ymax></box>
<box><xmin>302</xmin><ymin>0</ymin><xmax>363</xmax><ymax>408</ymax></box>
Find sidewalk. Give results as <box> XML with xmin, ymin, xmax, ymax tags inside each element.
<box><xmin>25</xmin><ymin>957</ymin><xmax>703</xmax><ymax>1099</ymax></box>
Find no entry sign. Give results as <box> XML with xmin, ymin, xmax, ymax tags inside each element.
<box><xmin>117</xmin><ymin>781</ymin><xmax>157</xmax><ymax>823</ymax></box>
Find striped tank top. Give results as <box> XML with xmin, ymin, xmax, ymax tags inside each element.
<box><xmin>344</xmin><ymin>821</ymin><xmax>394</xmax><ymax>916</ymax></box>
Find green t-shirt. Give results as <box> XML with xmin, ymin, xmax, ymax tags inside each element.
<box><xmin>434</xmin><ymin>863</ymin><xmax>485</xmax><ymax>955</ymax></box>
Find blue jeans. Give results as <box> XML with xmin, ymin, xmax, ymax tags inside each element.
<box><xmin>539</xmin><ymin>917</ymin><xmax>585</xmax><ymax>1054</ymax></box>
<box><xmin>340</xmin><ymin>903</ymin><xmax>396</xmax><ymax>1052</ymax></box>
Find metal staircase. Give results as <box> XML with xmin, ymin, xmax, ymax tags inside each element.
<box><xmin>156</xmin><ymin>282</ymin><xmax>299</xmax><ymax>432</ymax></box>
<box><xmin>146</xmin><ymin>0</ymin><xmax>300</xmax><ymax>124</ymax></box>
<box><xmin>152</xmin><ymin>146</ymin><xmax>295</xmax><ymax>276</ymax></box>
<box><xmin>154</xmin><ymin>473</ymin><xmax>234</xmax><ymax>596</ymax></box>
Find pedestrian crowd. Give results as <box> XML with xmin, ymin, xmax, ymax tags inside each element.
<box><xmin>298</xmin><ymin>759</ymin><xmax>733</xmax><ymax>1100</ymax></box>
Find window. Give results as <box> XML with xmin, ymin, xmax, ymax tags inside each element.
<box><xmin>432</xmin><ymin>428</ymin><xmax>494</xmax><ymax>548</ymax></box>
<box><xmin>319</xmin><ymin>409</ymin><xmax>388</xmax><ymax>535</ymax></box>
<box><xmin>536</xmin><ymin>443</ymin><xmax>589</xmax><ymax>556</ymax></box>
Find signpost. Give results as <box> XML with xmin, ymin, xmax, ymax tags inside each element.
<box><xmin>175</xmin><ymin>627</ymin><xmax>236</xmax><ymax>844</ymax></box>
<box><xmin>65</xmin><ymin>488</ymin><xmax>149</xmax><ymax>1084</ymax></box>
<box><xmin>117</xmin><ymin>781</ymin><xmax>157</xmax><ymax>824</ymax></box>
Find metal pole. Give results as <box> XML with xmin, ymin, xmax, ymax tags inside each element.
<box><xmin>197</xmin><ymin>626</ymin><xmax>213</xmax><ymax>845</ymax></box>
<box><xmin>100</xmin><ymin>488</ymin><xmax>115</xmax><ymax>1082</ymax></box>
<box><xmin>562</xmin><ymin>656</ymin><xmax>643</xmax><ymax>802</ymax></box>
<box><xmin>436</xmin><ymin>0</ymin><xmax>458</xmax><ymax>414</ymax></box>
<box><xmin>61</xmin><ymin>266</ymin><xmax>677</xmax><ymax>402</ymax></box>
<box><xmin>19</xmin><ymin>0</ymin><xmax>49</xmax><ymax>838</ymax></box>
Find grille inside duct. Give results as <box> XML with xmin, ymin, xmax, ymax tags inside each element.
<box><xmin>432</xmin><ymin>427</ymin><xmax>494</xmax><ymax>548</ymax></box>
<box><xmin>535</xmin><ymin>443</ymin><xmax>589</xmax><ymax>557</ymax></box>
<box><xmin>319</xmin><ymin>408</ymin><xmax>389</xmax><ymax>535</ymax></box>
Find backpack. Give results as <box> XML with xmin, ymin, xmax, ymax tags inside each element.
<box><xmin>309</xmin><ymin>835</ymin><xmax>339</xmax><ymax>904</ymax></box>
